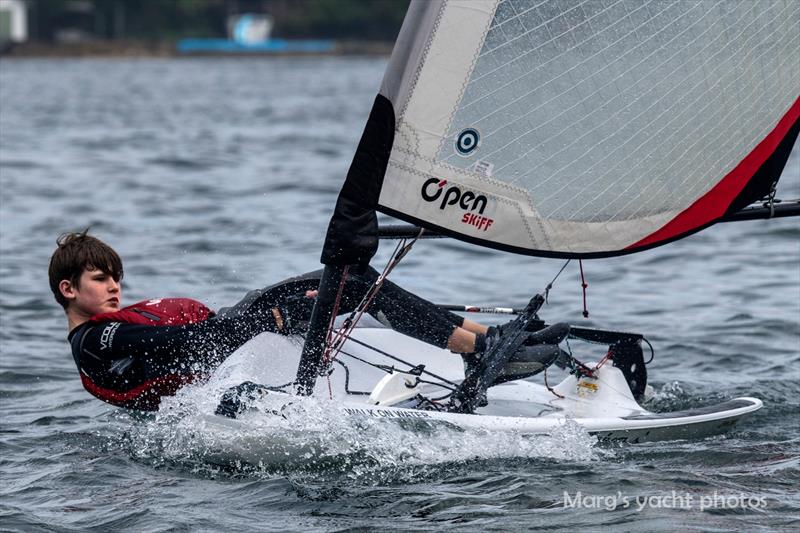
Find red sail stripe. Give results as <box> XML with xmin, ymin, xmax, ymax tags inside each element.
<box><xmin>629</xmin><ymin>95</ymin><xmax>800</xmax><ymax>250</ymax></box>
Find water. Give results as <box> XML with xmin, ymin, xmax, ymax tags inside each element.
<box><xmin>1</xmin><ymin>57</ymin><xmax>798</xmax><ymax>532</ymax></box>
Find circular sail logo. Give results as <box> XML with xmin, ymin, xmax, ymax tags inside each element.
<box><xmin>455</xmin><ymin>128</ymin><xmax>480</xmax><ymax>155</ymax></box>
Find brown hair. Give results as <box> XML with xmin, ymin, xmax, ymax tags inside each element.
<box><xmin>48</xmin><ymin>229</ymin><xmax>123</xmax><ymax>309</ymax></box>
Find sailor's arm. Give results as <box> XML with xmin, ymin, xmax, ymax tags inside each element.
<box><xmin>73</xmin><ymin>322</ymin><xmax>193</xmax><ymax>363</ymax></box>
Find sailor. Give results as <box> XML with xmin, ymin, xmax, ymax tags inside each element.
<box><xmin>50</xmin><ymin>230</ymin><xmax>564</xmax><ymax>411</ymax></box>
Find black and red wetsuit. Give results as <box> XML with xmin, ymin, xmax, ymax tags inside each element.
<box><xmin>68</xmin><ymin>267</ymin><xmax>465</xmax><ymax>410</ymax></box>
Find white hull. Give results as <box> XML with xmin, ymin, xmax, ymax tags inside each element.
<box><xmin>192</xmin><ymin>329</ymin><xmax>762</xmax><ymax>466</ymax></box>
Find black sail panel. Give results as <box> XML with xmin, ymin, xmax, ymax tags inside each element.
<box><xmin>320</xmin><ymin>95</ymin><xmax>395</xmax><ymax>267</ymax></box>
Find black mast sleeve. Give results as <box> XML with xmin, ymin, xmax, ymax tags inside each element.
<box><xmin>297</xmin><ymin>95</ymin><xmax>395</xmax><ymax>394</ymax></box>
<box><xmin>320</xmin><ymin>94</ymin><xmax>396</xmax><ymax>267</ymax></box>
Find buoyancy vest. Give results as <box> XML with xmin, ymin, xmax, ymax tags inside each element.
<box><xmin>88</xmin><ymin>298</ymin><xmax>215</xmax><ymax>326</ymax></box>
<box><xmin>75</xmin><ymin>298</ymin><xmax>215</xmax><ymax>410</ymax></box>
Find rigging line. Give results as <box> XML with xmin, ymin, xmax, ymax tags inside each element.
<box><xmin>579</xmin><ymin>260</ymin><xmax>589</xmax><ymax>318</ymax></box>
<box><xmin>337</xmin><ymin>349</ymin><xmax>396</xmax><ymax>374</ymax></box>
<box><xmin>325</xmin><ymin>229</ymin><xmax>425</xmax><ymax>369</ymax></box>
<box><xmin>323</xmin><ymin>239</ymin><xmax>404</xmax><ymax>370</ymax></box>
<box><xmin>338</xmin><ymin>335</ymin><xmax>461</xmax><ymax>389</ymax></box>
<box><xmin>333</xmin><ymin>359</ymin><xmax>452</xmax><ymax>397</ymax></box>
<box><xmin>413</xmin><ymin>377</ymin><xmax>457</xmax><ymax>393</ymax></box>
<box><xmin>321</xmin><ymin>265</ymin><xmax>350</xmax><ymax>398</ymax></box>
<box><xmin>329</xmin><ymin>264</ymin><xmax>397</xmax><ymax>361</ymax></box>
<box><xmin>323</xmin><ymin>265</ymin><xmax>350</xmax><ymax>357</ymax></box>
<box><xmin>567</xmin><ymin>366</ymin><xmax>635</xmax><ymax>404</ymax></box>
<box><xmin>544</xmin><ymin>367</ymin><xmax>564</xmax><ymax>399</ymax></box>
<box><xmin>543</xmin><ymin>259</ymin><xmax>571</xmax><ymax>303</ymax></box>
<box><xmin>763</xmin><ymin>182</ymin><xmax>778</xmax><ymax>218</ymax></box>
<box><xmin>336</xmin><ymin>349</ymin><xmax>458</xmax><ymax>393</ymax></box>
<box><xmin>566</xmin><ymin>327</ymin><xmax>655</xmax><ymax>367</ymax></box>
<box><xmin>331</xmin><ymin>237</ymin><xmax>405</xmax><ymax>351</ymax></box>
<box><xmin>334</xmin><ymin>360</ymin><xmax>371</xmax><ymax>396</ymax></box>
<box><xmin>359</xmin><ymin>238</ymin><xmax>405</xmax><ymax>312</ymax></box>
<box><xmin>429</xmin><ymin>392</ymin><xmax>454</xmax><ymax>402</ymax></box>
<box><xmin>582</xmin><ymin>361</ymin><xmax>640</xmax><ymax>402</ymax></box>
<box><xmin>252</xmin><ymin>381</ymin><xmax>295</xmax><ymax>392</ymax></box>
<box><xmin>562</xmin><ymin>344</ymin><xmax>640</xmax><ymax>400</ymax></box>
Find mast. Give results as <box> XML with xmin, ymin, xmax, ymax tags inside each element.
<box><xmin>295</xmin><ymin>265</ymin><xmax>346</xmax><ymax>395</ymax></box>
<box><xmin>295</xmin><ymin>96</ymin><xmax>396</xmax><ymax>395</ymax></box>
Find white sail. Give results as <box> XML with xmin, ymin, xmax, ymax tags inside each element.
<box><xmin>375</xmin><ymin>0</ymin><xmax>800</xmax><ymax>257</ymax></box>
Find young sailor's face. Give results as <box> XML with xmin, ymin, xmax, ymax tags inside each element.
<box><xmin>71</xmin><ymin>268</ymin><xmax>122</xmax><ymax>316</ymax></box>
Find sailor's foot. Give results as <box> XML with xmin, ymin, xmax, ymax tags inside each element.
<box><xmin>493</xmin><ymin>321</ymin><xmax>570</xmax><ymax>346</ymax></box>
<box><xmin>215</xmin><ymin>381</ymin><xmax>270</xmax><ymax>419</ymax></box>
<box><xmin>465</xmin><ymin>322</ymin><xmax>568</xmax><ymax>382</ymax></box>
<box><xmin>453</xmin><ymin>323</ymin><xmax>568</xmax><ymax>412</ymax></box>
<box><xmin>521</xmin><ymin>322</ymin><xmax>570</xmax><ymax>346</ymax></box>
<box><xmin>462</xmin><ymin>342</ymin><xmax>561</xmax><ymax>388</ymax></box>
<box><xmin>493</xmin><ymin>343</ymin><xmax>562</xmax><ymax>384</ymax></box>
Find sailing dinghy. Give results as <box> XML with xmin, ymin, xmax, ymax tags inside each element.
<box><xmin>202</xmin><ymin>325</ymin><xmax>762</xmax><ymax>460</ymax></box>
<box><xmin>201</xmin><ymin>0</ymin><xmax>798</xmax><ymax>456</ymax></box>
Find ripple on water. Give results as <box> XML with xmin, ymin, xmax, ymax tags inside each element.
<box><xmin>0</xmin><ymin>57</ymin><xmax>798</xmax><ymax>531</ymax></box>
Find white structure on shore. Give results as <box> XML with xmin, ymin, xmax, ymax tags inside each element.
<box><xmin>228</xmin><ymin>14</ymin><xmax>273</xmax><ymax>44</ymax></box>
<box><xmin>0</xmin><ymin>0</ymin><xmax>27</xmax><ymax>43</ymax></box>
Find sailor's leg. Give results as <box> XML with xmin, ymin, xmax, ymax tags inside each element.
<box><xmin>336</xmin><ymin>266</ymin><xmax>466</xmax><ymax>349</ymax></box>
<box><xmin>459</xmin><ymin>318</ymin><xmax>490</xmax><ymax>335</ymax></box>
<box><xmin>445</xmin><ymin>327</ymin><xmax>478</xmax><ymax>353</ymax></box>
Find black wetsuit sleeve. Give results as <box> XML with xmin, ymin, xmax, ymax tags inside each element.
<box><xmin>73</xmin><ymin>311</ymin><xmax>283</xmax><ymax>384</ymax></box>
<box><xmin>77</xmin><ymin>322</ymin><xmax>201</xmax><ymax>365</ymax></box>
<box><xmin>220</xmin><ymin>267</ymin><xmax>465</xmax><ymax>349</ymax></box>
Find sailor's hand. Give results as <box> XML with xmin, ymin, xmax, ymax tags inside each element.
<box><xmin>271</xmin><ymin>306</ymin><xmax>291</xmax><ymax>334</ymax></box>
<box><xmin>305</xmin><ymin>290</ymin><xmax>318</xmax><ymax>298</ymax></box>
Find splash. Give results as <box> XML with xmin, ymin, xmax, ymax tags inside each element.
<box><xmin>125</xmin><ymin>338</ymin><xmax>603</xmax><ymax>483</ymax></box>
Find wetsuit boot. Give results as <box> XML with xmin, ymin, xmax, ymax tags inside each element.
<box><xmin>460</xmin><ymin>325</ymin><xmax>567</xmax><ymax>406</ymax></box>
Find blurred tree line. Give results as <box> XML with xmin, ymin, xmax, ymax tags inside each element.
<box><xmin>27</xmin><ymin>0</ymin><xmax>410</xmax><ymax>42</ymax></box>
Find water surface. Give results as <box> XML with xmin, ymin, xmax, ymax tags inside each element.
<box><xmin>1</xmin><ymin>57</ymin><xmax>798</xmax><ymax>532</ymax></box>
